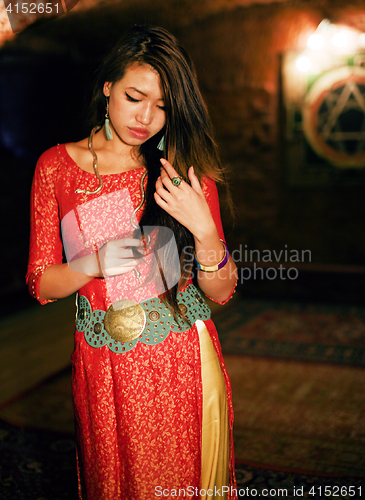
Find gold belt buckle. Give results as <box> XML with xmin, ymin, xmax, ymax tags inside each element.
<box><xmin>104</xmin><ymin>299</ymin><xmax>146</xmax><ymax>343</ymax></box>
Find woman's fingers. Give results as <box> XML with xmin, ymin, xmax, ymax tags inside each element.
<box><xmin>154</xmin><ymin>190</ymin><xmax>169</xmax><ymax>210</ymax></box>
<box><xmin>102</xmin><ymin>259</ymin><xmax>140</xmax><ymax>277</ymax></box>
<box><xmin>188</xmin><ymin>166</ymin><xmax>203</xmax><ymax>194</ymax></box>
<box><xmin>159</xmin><ymin>158</ymin><xmax>186</xmax><ymax>189</ymax></box>
<box><xmin>158</xmin><ymin>168</ymin><xmax>178</xmax><ymax>193</ymax></box>
<box><xmin>160</xmin><ymin>157</ymin><xmax>175</xmax><ymax>176</ymax></box>
<box><xmin>159</xmin><ymin>159</ymin><xmax>203</xmax><ymax>196</ymax></box>
<box><xmin>155</xmin><ymin>175</ymin><xmax>175</xmax><ymax>204</ymax></box>
<box><xmin>114</xmin><ymin>238</ymin><xmax>143</xmax><ymax>249</ymax></box>
<box><xmin>155</xmin><ymin>163</ymin><xmax>216</xmax><ymax>238</ymax></box>
<box><xmin>98</xmin><ymin>238</ymin><xmax>145</xmax><ymax>277</ymax></box>
<box><xmin>155</xmin><ymin>159</ymin><xmax>216</xmax><ymax>240</ymax></box>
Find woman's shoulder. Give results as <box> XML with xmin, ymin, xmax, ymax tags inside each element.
<box><xmin>34</xmin><ymin>143</ymin><xmax>77</xmax><ymax>189</ymax></box>
<box><xmin>37</xmin><ymin>140</ymin><xmax>88</xmax><ymax>174</ymax></box>
<box><xmin>37</xmin><ymin>143</ymin><xmax>70</xmax><ymax>169</ymax></box>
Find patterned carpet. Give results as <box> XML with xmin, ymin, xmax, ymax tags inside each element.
<box><xmin>0</xmin><ymin>418</ymin><xmax>363</xmax><ymax>500</ymax></box>
<box><xmin>225</xmin><ymin>355</ymin><xmax>365</xmax><ymax>476</ymax></box>
<box><xmin>212</xmin><ymin>297</ymin><xmax>365</xmax><ymax>366</ymax></box>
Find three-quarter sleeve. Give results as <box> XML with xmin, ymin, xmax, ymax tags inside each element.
<box><xmin>26</xmin><ymin>149</ymin><xmax>64</xmax><ymax>304</ymax></box>
<box><xmin>200</xmin><ymin>177</ymin><xmax>237</xmax><ymax>305</ymax></box>
<box><xmin>201</xmin><ymin>177</ymin><xmax>225</xmax><ymax>241</ymax></box>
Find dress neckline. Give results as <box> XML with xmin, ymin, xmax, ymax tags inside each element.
<box><xmin>60</xmin><ymin>143</ymin><xmax>146</xmax><ymax>178</ymax></box>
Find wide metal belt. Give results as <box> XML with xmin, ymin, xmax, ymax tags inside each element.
<box><xmin>75</xmin><ymin>284</ymin><xmax>211</xmax><ymax>353</ymax></box>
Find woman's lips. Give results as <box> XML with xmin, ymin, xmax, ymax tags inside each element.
<box><xmin>128</xmin><ymin>127</ymin><xmax>150</xmax><ymax>139</ymax></box>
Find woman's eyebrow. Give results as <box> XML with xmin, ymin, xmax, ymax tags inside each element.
<box><xmin>126</xmin><ymin>87</ymin><xmax>164</xmax><ymax>101</ymax></box>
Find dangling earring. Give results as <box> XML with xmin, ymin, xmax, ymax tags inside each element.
<box><xmin>157</xmin><ymin>135</ymin><xmax>165</xmax><ymax>151</ymax></box>
<box><xmin>105</xmin><ymin>98</ymin><xmax>113</xmax><ymax>140</ymax></box>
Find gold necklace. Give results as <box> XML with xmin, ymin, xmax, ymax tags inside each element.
<box><xmin>75</xmin><ymin>127</ymin><xmax>104</xmax><ymax>195</ymax></box>
<box><xmin>74</xmin><ymin>127</ymin><xmax>147</xmax><ymax>228</ymax></box>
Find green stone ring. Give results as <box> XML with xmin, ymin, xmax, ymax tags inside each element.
<box><xmin>171</xmin><ymin>176</ymin><xmax>182</xmax><ymax>187</ymax></box>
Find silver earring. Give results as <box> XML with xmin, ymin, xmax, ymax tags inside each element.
<box><xmin>105</xmin><ymin>99</ymin><xmax>113</xmax><ymax>140</ymax></box>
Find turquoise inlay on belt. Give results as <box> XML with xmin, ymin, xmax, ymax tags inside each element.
<box><xmin>76</xmin><ymin>284</ymin><xmax>211</xmax><ymax>353</ymax></box>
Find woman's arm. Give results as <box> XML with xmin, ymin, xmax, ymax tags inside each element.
<box><xmin>26</xmin><ymin>149</ymin><xmax>65</xmax><ymax>304</ymax></box>
<box><xmin>39</xmin><ymin>262</ymin><xmax>96</xmax><ymax>300</ymax></box>
<box><xmin>154</xmin><ymin>159</ymin><xmax>237</xmax><ymax>303</ymax></box>
<box><xmin>39</xmin><ymin>238</ymin><xmax>144</xmax><ymax>300</ymax></box>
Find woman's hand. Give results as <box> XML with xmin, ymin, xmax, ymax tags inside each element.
<box><xmin>98</xmin><ymin>238</ymin><xmax>143</xmax><ymax>277</ymax></box>
<box><xmin>69</xmin><ymin>238</ymin><xmax>143</xmax><ymax>278</ymax></box>
<box><xmin>154</xmin><ymin>159</ymin><xmax>216</xmax><ymax>242</ymax></box>
<box><xmin>154</xmin><ymin>158</ymin><xmax>237</xmax><ymax>303</ymax></box>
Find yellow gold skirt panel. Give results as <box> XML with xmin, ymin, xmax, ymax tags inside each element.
<box><xmin>197</xmin><ymin>320</ymin><xmax>229</xmax><ymax>500</ymax></box>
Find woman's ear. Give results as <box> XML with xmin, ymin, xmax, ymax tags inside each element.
<box><xmin>103</xmin><ymin>82</ymin><xmax>111</xmax><ymax>97</ymax></box>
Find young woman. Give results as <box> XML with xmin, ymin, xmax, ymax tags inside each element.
<box><xmin>27</xmin><ymin>25</ymin><xmax>238</xmax><ymax>500</ymax></box>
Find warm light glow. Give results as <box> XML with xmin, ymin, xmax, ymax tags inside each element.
<box><xmin>293</xmin><ymin>22</ymin><xmax>365</xmax><ymax>77</ymax></box>
<box><xmin>307</xmin><ymin>34</ymin><xmax>324</xmax><ymax>50</ymax></box>
<box><xmin>296</xmin><ymin>56</ymin><xmax>312</xmax><ymax>72</ymax></box>
<box><xmin>332</xmin><ymin>31</ymin><xmax>349</xmax><ymax>49</ymax></box>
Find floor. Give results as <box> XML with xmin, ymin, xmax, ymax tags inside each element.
<box><xmin>0</xmin><ymin>295</ymin><xmax>76</xmax><ymax>406</ymax></box>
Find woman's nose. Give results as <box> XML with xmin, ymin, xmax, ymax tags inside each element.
<box><xmin>137</xmin><ymin>103</ymin><xmax>153</xmax><ymax>125</ymax></box>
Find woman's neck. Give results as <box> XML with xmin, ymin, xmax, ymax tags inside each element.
<box><xmin>91</xmin><ymin>128</ymin><xmax>144</xmax><ymax>174</ymax></box>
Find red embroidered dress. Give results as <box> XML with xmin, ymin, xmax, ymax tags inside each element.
<box><xmin>27</xmin><ymin>144</ymin><xmax>237</xmax><ymax>500</ymax></box>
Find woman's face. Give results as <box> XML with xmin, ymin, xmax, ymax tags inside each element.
<box><xmin>103</xmin><ymin>63</ymin><xmax>166</xmax><ymax>147</ymax></box>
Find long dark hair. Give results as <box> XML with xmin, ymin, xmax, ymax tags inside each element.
<box><xmin>90</xmin><ymin>25</ymin><xmax>228</xmax><ymax>313</ymax></box>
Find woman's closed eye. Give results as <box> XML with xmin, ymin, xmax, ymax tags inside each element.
<box><xmin>125</xmin><ymin>92</ymin><xmax>140</xmax><ymax>103</ymax></box>
<box><xmin>125</xmin><ymin>92</ymin><xmax>165</xmax><ymax>110</ymax></box>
